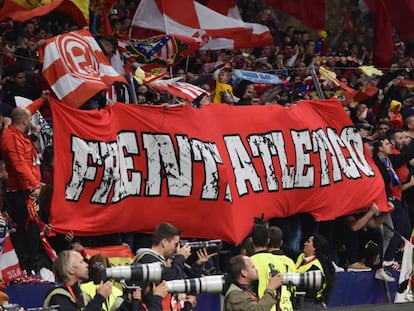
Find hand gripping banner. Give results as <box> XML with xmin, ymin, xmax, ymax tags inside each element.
<box><xmin>50</xmin><ymin>98</ymin><xmax>389</xmax><ymax>244</ymax></box>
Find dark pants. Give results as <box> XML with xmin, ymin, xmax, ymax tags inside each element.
<box><xmin>345</xmin><ymin>227</ymin><xmax>383</xmax><ymax>268</ymax></box>
<box><xmin>384</xmin><ymin>198</ymin><xmax>411</xmax><ymax>261</ymax></box>
<box><xmin>7</xmin><ymin>191</ymin><xmax>40</xmax><ymax>272</ymax></box>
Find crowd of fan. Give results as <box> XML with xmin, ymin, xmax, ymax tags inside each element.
<box><xmin>0</xmin><ymin>0</ymin><xmax>413</xmax><ymax>308</ymax></box>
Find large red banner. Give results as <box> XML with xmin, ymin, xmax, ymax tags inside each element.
<box><xmin>50</xmin><ymin>98</ymin><xmax>388</xmax><ymax>244</ymax></box>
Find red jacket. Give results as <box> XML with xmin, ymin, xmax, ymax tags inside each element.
<box><xmin>0</xmin><ymin>98</ymin><xmax>44</xmax><ymax>191</ymax></box>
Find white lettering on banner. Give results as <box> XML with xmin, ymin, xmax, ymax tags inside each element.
<box><xmin>65</xmin><ymin>127</ymin><xmax>375</xmax><ymax>204</ymax></box>
<box><xmin>142</xmin><ymin>134</ymin><xmax>192</xmax><ymax>197</ymax></box>
<box><xmin>191</xmin><ymin>139</ymin><xmax>223</xmax><ymax>200</ymax></box>
<box><xmin>224</xmin><ymin>135</ymin><xmax>263</xmax><ymax>196</ymax></box>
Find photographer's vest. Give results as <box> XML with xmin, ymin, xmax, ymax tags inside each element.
<box><xmin>272</xmin><ymin>252</ymin><xmax>298</xmax><ymax>311</ymax></box>
<box><xmin>134</xmin><ymin>249</ymin><xmax>180</xmax><ymax>311</ymax></box>
<box><xmin>43</xmin><ymin>287</ymin><xmax>88</xmax><ymax>310</ymax></box>
<box><xmin>295</xmin><ymin>254</ymin><xmax>325</xmax><ymax>300</ymax></box>
<box><xmin>251</xmin><ymin>252</ymin><xmax>294</xmax><ymax>311</ymax></box>
<box><xmin>81</xmin><ymin>281</ymin><xmax>124</xmax><ymax>311</ymax></box>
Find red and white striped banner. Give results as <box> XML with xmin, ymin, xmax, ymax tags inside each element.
<box><xmin>152</xmin><ymin>81</ymin><xmax>209</xmax><ymax>103</ymax></box>
<box><xmin>0</xmin><ymin>231</ymin><xmax>24</xmax><ymax>283</ymax></box>
<box><xmin>40</xmin><ymin>29</ymin><xmax>127</xmax><ymax>108</ymax></box>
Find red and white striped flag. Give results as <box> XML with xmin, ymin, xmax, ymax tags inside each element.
<box><xmin>152</xmin><ymin>80</ymin><xmax>209</xmax><ymax>103</ymax></box>
<box><xmin>0</xmin><ymin>231</ymin><xmax>24</xmax><ymax>283</ymax></box>
<box><xmin>39</xmin><ymin>29</ymin><xmax>127</xmax><ymax>108</ymax></box>
<box><xmin>130</xmin><ymin>0</ymin><xmax>273</xmax><ymax>50</ymax></box>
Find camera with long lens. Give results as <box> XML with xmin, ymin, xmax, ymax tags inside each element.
<box><xmin>122</xmin><ymin>275</ymin><xmax>226</xmax><ymax>295</ymax></box>
<box><xmin>282</xmin><ymin>271</ymin><xmax>323</xmax><ymax>289</ymax></box>
<box><xmin>180</xmin><ymin>239</ymin><xmax>222</xmax><ymax>252</ymax></box>
<box><xmin>270</xmin><ymin>268</ymin><xmax>323</xmax><ymax>290</ymax></box>
<box><xmin>90</xmin><ymin>262</ymin><xmax>164</xmax><ymax>284</ymax></box>
<box><xmin>166</xmin><ymin>275</ymin><xmax>225</xmax><ymax>294</ymax></box>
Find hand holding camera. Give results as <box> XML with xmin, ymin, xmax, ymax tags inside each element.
<box><xmin>268</xmin><ymin>272</ymin><xmax>283</xmax><ymax>291</ymax></box>
<box><xmin>195</xmin><ymin>248</ymin><xmax>218</xmax><ymax>265</ymax></box>
<box><xmin>176</xmin><ymin>242</ymin><xmax>192</xmax><ymax>259</ymax></box>
<box><xmin>153</xmin><ymin>281</ymin><xmax>169</xmax><ymax>299</ymax></box>
<box><xmin>96</xmin><ymin>280</ymin><xmax>113</xmax><ymax>299</ymax></box>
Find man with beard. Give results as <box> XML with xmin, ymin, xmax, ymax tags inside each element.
<box><xmin>0</xmin><ymin>91</ymin><xmax>48</xmax><ymax>272</ymax></box>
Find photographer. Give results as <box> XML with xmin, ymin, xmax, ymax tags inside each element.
<box><xmin>82</xmin><ymin>254</ymin><xmax>169</xmax><ymax>311</ymax></box>
<box><xmin>295</xmin><ymin>235</ymin><xmax>335</xmax><ymax>309</ymax></box>
<box><xmin>224</xmin><ymin>255</ymin><xmax>283</xmax><ymax>311</ymax></box>
<box><xmin>43</xmin><ymin>250</ymin><xmax>112</xmax><ymax>310</ymax></box>
<box><xmin>132</xmin><ymin>222</ymin><xmax>215</xmax><ymax>310</ymax></box>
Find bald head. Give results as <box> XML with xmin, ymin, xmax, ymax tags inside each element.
<box><xmin>11</xmin><ymin>107</ymin><xmax>30</xmax><ymax>123</ymax></box>
<box><xmin>11</xmin><ymin>107</ymin><xmax>31</xmax><ymax>133</ymax></box>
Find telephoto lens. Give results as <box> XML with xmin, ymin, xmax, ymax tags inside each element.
<box><xmin>180</xmin><ymin>239</ymin><xmax>222</xmax><ymax>252</ymax></box>
<box><xmin>282</xmin><ymin>270</ymin><xmax>323</xmax><ymax>289</ymax></box>
<box><xmin>166</xmin><ymin>275</ymin><xmax>226</xmax><ymax>294</ymax></box>
<box><xmin>91</xmin><ymin>262</ymin><xmax>164</xmax><ymax>283</ymax></box>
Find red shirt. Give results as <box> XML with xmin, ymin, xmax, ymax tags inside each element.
<box><xmin>390</xmin><ymin>147</ymin><xmax>409</xmax><ymax>201</ymax></box>
<box><xmin>0</xmin><ymin>98</ymin><xmax>44</xmax><ymax>191</ymax></box>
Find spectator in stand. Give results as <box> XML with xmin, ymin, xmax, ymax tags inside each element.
<box><xmin>212</xmin><ymin>66</ymin><xmax>236</xmax><ymax>104</ymax></box>
<box><xmin>355</xmin><ymin>122</ymin><xmax>373</xmax><ymax>138</ymax></box>
<box><xmin>405</xmin><ymin>115</ymin><xmax>414</xmax><ymax>139</ymax></box>
<box><xmin>1</xmin><ymin>62</ymin><xmax>40</xmax><ymax>113</ymax></box>
<box><xmin>0</xmin><ymin>90</ymin><xmax>48</xmax><ymax>273</ymax></box>
<box><xmin>373</xmin><ymin>136</ymin><xmax>412</xmax><ymax>271</ymax></box>
<box><xmin>370</xmin><ymin>121</ymin><xmax>391</xmax><ymax>140</ymax></box>
<box><xmin>340</xmin><ymin>203</ymin><xmax>393</xmax><ymax>281</ymax></box>
<box><xmin>234</xmin><ymin>80</ymin><xmax>261</xmax><ymax>105</ymax></box>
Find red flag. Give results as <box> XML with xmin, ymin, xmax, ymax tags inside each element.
<box><xmin>363</xmin><ymin>0</ymin><xmax>394</xmax><ymax>68</ymax></box>
<box><xmin>125</xmin><ymin>34</ymin><xmax>207</xmax><ymax>70</ymax></box>
<box><xmin>266</xmin><ymin>0</ymin><xmax>325</xmax><ymax>29</ymax></box>
<box><xmin>151</xmin><ymin>81</ymin><xmax>209</xmax><ymax>103</ymax></box>
<box><xmin>0</xmin><ymin>0</ymin><xmax>88</xmax><ymax>28</ymax></box>
<box><xmin>49</xmin><ymin>97</ymin><xmax>389</xmax><ymax>244</ymax></box>
<box><xmin>39</xmin><ymin>29</ymin><xmax>127</xmax><ymax>108</ymax></box>
<box><xmin>383</xmin><ymin>0</ymin><xmax>414</xmax><ymax>41</ymax></box>
<box><xmin>25</xmin><ymin>198</ymin><xmax>58</xmax><ymax>261</ymax></box>
<box><xmin>130</xmin><ymin>0</ymin><xmax>274</xmax><ymax>50</ymax></box>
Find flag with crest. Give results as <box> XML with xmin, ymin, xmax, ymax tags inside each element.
<box><xmin>39</xmin><ymin>29</ymin><xmax>127</xmax><ymax>108</ymax></box>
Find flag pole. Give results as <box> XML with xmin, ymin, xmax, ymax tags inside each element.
<box><xmin>128</xmin><ymin>73</ymin><xmax>138</xmax><ymax>104</ymax></box>
<box><xmin>310</xmin><ymin>65</ymin><xmax>325</xmax><ymax>100</ymax></box>
<box><xmin>185</xmin><ymin>56</ymin><xmax>190</xmax><ymax>73</ymax></box>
